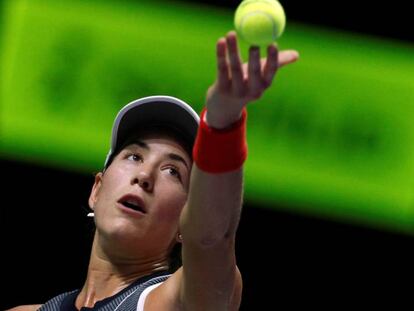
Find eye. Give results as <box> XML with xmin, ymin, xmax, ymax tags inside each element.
<box><xmin>167</xmin><ymin>167</ymin><xmax>181</xmax><ymax>180</ymax></box>
<box><xmin>127</xmin><ymin>153</ymin><xmax>142</xmax><ymax>162</ymax></box>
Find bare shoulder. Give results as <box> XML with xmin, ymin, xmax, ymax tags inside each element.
<box><xmin>5</xmin><ymin>305</ymin><xmax>42</xmax><ymax>311</ymax></box>
<box><xmin>143</xmin><ymin>268</ymin><xmax>183</xmax><ymax>310</ymax></box>
<box><xmin>231</xmin><ymin>266</ymin><xmax>243</xmax><ymax>310</ymax></box>
<box><xmin>145</xmin><ymin>266</ymin><xmax>243</xmax><ymax>310</ymax></box>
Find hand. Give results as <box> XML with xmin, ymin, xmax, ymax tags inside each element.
<box><xmin>205</xmin><ymin>31</ymin><xmax>299</xmax><ymax>129</ymax></box>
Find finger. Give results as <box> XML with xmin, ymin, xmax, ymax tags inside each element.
<box><xmin>225</xmin><ymin>31</ymin><xmax>244</xmax><ymax>95</ymax></box>
<box><xmin>247</xmin><ymin>46</ymin><xmax>263</xmax><ymax>98</ymax></box>
<box><xmin>216</xmin><ymin>37</ymin><xmax>230</xmax><ymax>91</ymax></box>
<box><xmin>278</xmin><ymin>50</ymin><xmax>300</xmax><ymax>68</ymax></box>
<box><xmin>263</xmin><ymin>44</ymin><xmax>279</xmax><ymax>87</ymax></box>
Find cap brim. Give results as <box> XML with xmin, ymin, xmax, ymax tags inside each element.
<box><xmin>105</xmin><ymin>96</ymin><xmax>199</xmax><ymax>167</ymax></box>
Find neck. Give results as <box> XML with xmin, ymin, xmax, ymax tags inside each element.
<box><xmin>76</xmin><ymin>235</ymin><xmax>170</xmax><ymax>308</ymax></box>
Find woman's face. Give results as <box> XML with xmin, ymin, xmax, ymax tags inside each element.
<box><xmin>89</xmin><ymin>130</ymin><xmax>191</xmax><ymax>260</ymax></box>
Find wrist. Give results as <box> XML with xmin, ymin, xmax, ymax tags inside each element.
<box><xmin>193</xmin><ymin>107</ymin><xmax>248</xmax><ymax>173</ymax></box>
<box><xmin>204</xmin><ymin>109</ymin><xmax>244</xmax><ymax>130</ymax></box>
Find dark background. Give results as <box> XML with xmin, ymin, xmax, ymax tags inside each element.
<box><xmin>2</xmin><ymin>0</ymin><xmax>414</xmax><ymax>309</ymax></box>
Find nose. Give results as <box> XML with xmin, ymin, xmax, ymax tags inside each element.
<box><xmin>132</xmin><ymin>169</ymin><xmax>154</xmax><ymax>192</ymax></box>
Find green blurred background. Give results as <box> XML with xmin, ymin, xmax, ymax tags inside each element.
<box><xmin>2</xmin><ymin>0</ymin><xmax>414</xmax><ymax>308</ymax></box>
<box><xmin>2</xmin><ymin>0</ymin><xmax>414</xmax><ymax>234</ymax></box>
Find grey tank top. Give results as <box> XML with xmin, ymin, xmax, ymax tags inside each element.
<box><xmin>38</xmin><ymin>271</ymin><xmax>171</xmax><ymax>311</ymax></box>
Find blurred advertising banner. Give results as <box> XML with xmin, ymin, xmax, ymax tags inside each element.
<box><xmin>1</xmin><ymin>0</ymin><xmax>414</xmax><ymax>234</ymax></box>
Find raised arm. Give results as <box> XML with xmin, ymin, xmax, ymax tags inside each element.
<box><xmin>179</xmin><ymin>31</ymin><xmax>299</xmax><ymax>310</ymax></box>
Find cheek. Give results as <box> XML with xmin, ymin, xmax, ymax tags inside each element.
<box><xmin>157</xmin><ymin>188</ymin><xmax>188</xmax><ymax>221</ymax></box>
<box><xmin>94</xmin><ymin>169</ymin><xmax>125</xmax><ymax>212</ymax></box>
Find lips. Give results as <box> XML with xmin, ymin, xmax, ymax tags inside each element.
<box><xmin>118</xmin><ymin>194</ymin><xmax>147</xmax><ymax>214</ymax></box>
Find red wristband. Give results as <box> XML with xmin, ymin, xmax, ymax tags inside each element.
<box><xmin>192</xmin><ymin>108</ymin><xmax>248</xmax><ymax>173</ymax></box>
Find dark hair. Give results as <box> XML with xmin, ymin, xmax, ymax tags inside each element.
<box><xmin>168</xmin><ymin>243</ymin><xmax>182</xmax><ymax>273</ymax></box>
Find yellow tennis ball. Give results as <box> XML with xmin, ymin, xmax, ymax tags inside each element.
<box><xmin>234</xmin><ymin>0</ymin><xmax>286</xmax><ymax>46</ymax></box>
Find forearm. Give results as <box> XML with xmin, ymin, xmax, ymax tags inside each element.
<box><xmin>180</xmin><ymin>165</ymin><xmax>244</xmax><ymax>246</ymax></box>
<box><xmin>180</xmin><ymin>102</ymin><xmax>246</xmax><ymax>246</ymax></box>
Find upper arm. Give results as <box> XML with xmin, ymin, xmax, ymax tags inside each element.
<box><xmin>147</xmin><ymin>266</ymin><xmax>242</xmax><ymax>311</ymax></box>
<box><xmin>180</xmin><ymin>236</ymin><xmax>243</xmax><ymax>310</ymax></box>
<box><xmin>6</xmin><ymin>305</ymin><xmax>42</xmax><ymax>311</ymax></box>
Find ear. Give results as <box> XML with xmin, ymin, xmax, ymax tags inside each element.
<box><xmin>88</xmin><ymin>172</ymin><xmax>103</xmax><ymax>210</ymax></box>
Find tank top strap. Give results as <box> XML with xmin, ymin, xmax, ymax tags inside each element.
<box><xmin>38</xmin><ymin>271</ymin><xmax>171</xmax><ymax>311</ymax></box>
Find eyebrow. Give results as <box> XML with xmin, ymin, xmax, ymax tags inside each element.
<box><xmin>128</xmin><ymin>139</ymin><xmax>190</xmax><ymax>170</ymax></box>
<box><xmin>131</xmin><ymin>140</ymin><xmax>149</xmax><ymax>150</ymax></box>
<box><xmin>168</xmin><ymin>153</ymin><xmax>190</xmax><ymax>171</ymax></box>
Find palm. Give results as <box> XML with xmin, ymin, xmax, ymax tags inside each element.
<box><xmin>205</xmin><ymin>31</ymin><xmax>299</xmax><ymax>129</ymax></box>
